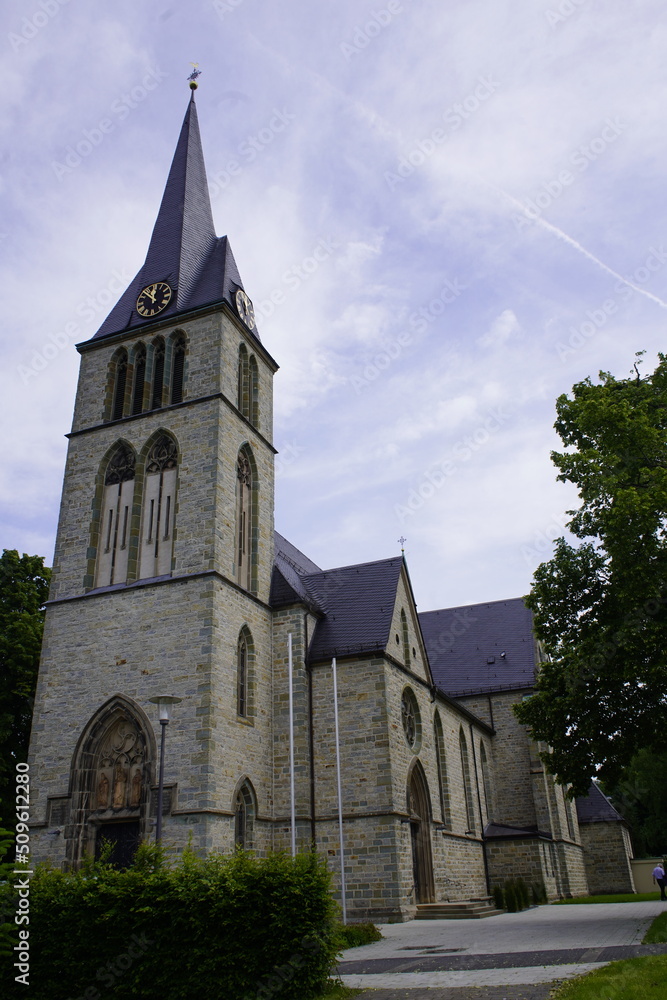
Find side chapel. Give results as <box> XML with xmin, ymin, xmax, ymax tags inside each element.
<box><xmin>27</xmin><ymin>89</ymin><xmax>634</xmax><ymax>920</ymax></box>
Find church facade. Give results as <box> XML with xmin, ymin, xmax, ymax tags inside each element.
<box><xmin>27</xmin><ymin>92</ymin><xmax>633</xmax><ymax>920</ymax></box>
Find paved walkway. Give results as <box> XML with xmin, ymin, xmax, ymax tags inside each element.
<box><xmin>337</xmin><ymin>901</ymin><xmax>667</xmax><ymax>994</ymax></box>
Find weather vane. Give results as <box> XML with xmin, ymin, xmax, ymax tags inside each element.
<box><xmin>188</xmin><ymin>64</ymin><xmax>202</xmax><ymax>90</ymax></box>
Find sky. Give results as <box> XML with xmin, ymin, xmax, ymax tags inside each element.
<box><xmin>1</xmin><ymin>0</ymin><xmax>666</xmax><ymax>613</ymax></box>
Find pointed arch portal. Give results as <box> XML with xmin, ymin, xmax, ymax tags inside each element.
<box><xmin>407</xmin><ymin>761</ymin><xmax>435</xmax><ymax>904</ymax></box>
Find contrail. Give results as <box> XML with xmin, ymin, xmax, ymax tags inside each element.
<box><xmin>503</xmin><ymin>189</ymin><xmax>667</xmax><ymax>310</ymax></box>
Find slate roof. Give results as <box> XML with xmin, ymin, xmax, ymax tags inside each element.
<box><xmin>271</xmin><ymin>532</ymin><xmax>323</xmax><ymax>609</ymax></box>
<box><xmin>303</xmin><ymin>557</ymin><xmax>405</xmax><ymax>662</ymax></box>
<box><xmin>575</xmin><ymin>782</ymin><xmax>626</xmax><ymax>825</ymax></box>
<box><xmin>91</xmin><ymin>94</ymin><xmax>259</xmax><ymax>343</ymax></box>
<box><xmin>419</xmin><ymin>597</ymin><xmax>537</xmax><ymax>697</ymax></box>
<box><xmin>483</xmin><ymin>822</ymin><xmax>552</xmax><ymax>840</ymax></box>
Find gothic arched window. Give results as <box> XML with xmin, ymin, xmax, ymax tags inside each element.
<box><xmin>112</xmin><ymin>350</ymin><xmax>128</xmax><ymax>421</ymax></box>
<box><xmin>131</xmin><ymin>345</ymin><xmax>146</xmax><ymax>415</ymax></box>
<box><xmin>234</xmin><ymin>781</ymin><xmax>256</xmax><ymax>849</ymax></box>
<box><xmin>249</xmin><ymin>354</ymin><xmax>259</xmax><ymax>426</ymax></box>
<box><xmin>237</xmin><ymin>344</ymin><xmax>249</xmax><ymax>416</ymax></box>
<box><xmin>150</xmin><ymin>338</ymin><xmax>165</xmax><ymax>410</ymax></box>
<box><xmin>171</xmin><ymin>335</ymin><xmax>186</xmax><ymax>404</ymax></box>
<box><xmin>434</xmin><ymin>711</ymin><xmax>450</xmax><ymax>828</ymax></box>
<box><xmin>235</xmin><ymin>449</ymin><xmax>254</xmax><ymax>591</ymax></box>
<box><xmin>480</xmin><ymin>741</ymin><xmax>493</xmax><ymax>824</ymax></box>
<box><xmin>459</xmin><ymin>727</ymin><xmax>476</xmax><ymax>833</ymax></box>
<box><xmin>96</xmin><ymin>443</ymin><xmax>136</xmax><ymax>588</ymax></box>
<box><xmin>236</xmin><ymin>627</ymin><xmax>254</xmax><ymax>719</ymax></box>
<box><xmin>138</xmin><ymin>433</ymin><xmax>178</xmax><ymax>580</ymax></box>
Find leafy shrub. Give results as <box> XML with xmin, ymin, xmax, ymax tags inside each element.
<box><xmin>492</xmin><ymin>885</ymin><xmax>504</xmax><ymax>910</ymax></box>
<box><xmin>504</xmin><ymin>879</ymin><xmax>518</xmax><ymax>912</ymax></box>
<box><xmin>0</xmin><ymin>845</ymin><xmax>338</xmax><ymax>1000</ymax></box>
<box><xmin>515</xmin><ymin>878</ymin><xmax>530</xmax><ymax>909</ymax></box>
<box><xmin>531</xmin><ymin>881</ymin><xmax>548</xmax><ymax>905</ymax></box>
<box><xmin>335</xmin><ymin>922</ymin><xmax>383</xmax><ymax>950</ymax></box>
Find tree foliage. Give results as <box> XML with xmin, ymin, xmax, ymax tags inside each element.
<box><xmin>601</xmin><ymin>748</ymin><xmax>667</xmax><ymax>858</ymax></box>
<box><xmin>515</xmin><ymin>353</ymin><xmax>667</xmax><ymax>794</ymax></box>
<box><xmin>0</xmin><ymin>550</ymin><xmax>50</xmax><ymax>815</ymax></box>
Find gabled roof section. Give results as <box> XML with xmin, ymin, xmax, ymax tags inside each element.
<box><xmin>419</xmin><ymin>597</ymin><xmax>537</xmax><ymax>697</ymax></box>
<box><xmin>303</xmin><ymin>557</ymin><xmax>404</xmax><ymax>663</ymax></box>
<box><xmin>91</xmin><ymin>94</ymin><xmax>259</xmax><ymax>342</ymax></box>
<box><xmin>575</xmin><ymin>782</ymin><xmax>627</xmax><ymax>825</ymax></box>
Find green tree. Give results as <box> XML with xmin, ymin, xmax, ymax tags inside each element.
<box><xmin>515</xmin><ymin>353</ymin><xmax>667</xmax><ymax>795</ymax></box>
<box><xmin>601</xmin><ymin>748</ymin><xmax>667</xmax><ymax>858</ymax></box>
<box><xmin>0</xmin><ymin>550</ymin><xmax>50</xmax><ymax>816</ymax></box>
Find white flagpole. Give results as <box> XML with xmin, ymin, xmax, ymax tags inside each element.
<box><xmin>332</xmin><ymin>656</ymin><xmax>347</xmax><ymax>924</ymax></box>
<box><xmin>288</xmin><ymin>633</ymin><xmax>296</xmax><ymax>857</ymax></box>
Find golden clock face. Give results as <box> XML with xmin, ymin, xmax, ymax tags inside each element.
<box><xmin>136</xmin><ymin>282</ymin><xmax>172</xmax><ymax>318</ymax></box>
<box><xmin>235</xmin><ymin>289</ymin><xmax>256</xmax><ymax>330</ymax></box>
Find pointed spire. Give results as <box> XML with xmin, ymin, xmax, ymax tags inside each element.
<box><xmin>92</xmin><ymin>93</ymin><xmax>260</xmax><ymax>342</ymax></box>
<box><xmin>139</xmin><ymin>92</ymin><xmax>216</xmax><ymax>310</ymax></box>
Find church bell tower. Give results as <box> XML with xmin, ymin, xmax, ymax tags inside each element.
<box><xmin>28</xmin><ymin>86</ymin><xmax>279</xmax><ymax>867</ymax></box>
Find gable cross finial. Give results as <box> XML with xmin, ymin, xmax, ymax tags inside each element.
<box><xmin>398</xmin><ymin>536</ymin><xmax>407</xmax><ymax>553</ymax></box>
<box><xmin>188</xmin><ymin>64</ymin><xmax>202</xmax><ymax>90</ymax></box>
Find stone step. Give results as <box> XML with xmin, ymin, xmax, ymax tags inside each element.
<box><xmin>415</xmin><ymin>900</ymin><xmax>505</xmax><ymax>919</ymax></box>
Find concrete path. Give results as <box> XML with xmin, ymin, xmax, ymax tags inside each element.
<box><xmin>337</xmin><ymin>901</ymin><xmax>667</xmax><ymax>994</ymax></box>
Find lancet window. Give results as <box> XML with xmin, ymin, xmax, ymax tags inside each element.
<box><xmin>234</xmin><ymin>781</ymin><xmax>256</xmax><ymax>849</ymax></box>
<box><xmin>96</xmin><ymin>443</ymin><xmax>136</xmax><ymax>588</ymax></box>
<box><xmin>138</xmin><ymin>434</ymin><xmax>178</xmax><ymax>580</ymax></box>
<box><xmin>171</xmin><ymin>335</ymin><xmax>186</xmax><ymax>404</ymax></box>
<box><xmin>459</xmin><ymin>727</ymin><xmax>476</xmax><ymax>833</ymax></box>
<box><xmin>150</xmin><ymin>338</ymin><xmax>165</xmax><ymax>410</ymax></box>
<box><xmin>111</xmin><ymin>350</ymin><xmax>128</xmax><ymax>421</ymax></box>
<box><xmin>235</xmin><ymin>450</ymin><xmax>253</xmax><ymax>591</ymax></box>
<box><xmin>131</xmin><ymin>345</ymin><xmax>146</xmax><ymax>415</ymax></box>
<box><xmin>434</xmin><ymin>712</ymin><xmax>451</xmax><ymax>828</ymax></box>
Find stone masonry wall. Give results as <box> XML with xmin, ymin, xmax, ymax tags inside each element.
<box><xmin>579</xmin><ymin>822</ymin><xmax>635</xmax><ymax>895</ymax></box>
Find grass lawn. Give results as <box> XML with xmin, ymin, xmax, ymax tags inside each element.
<box><xmin>317</xmin><ymin>985</ymin><xmax>362</xmax><ymax>999</ymax></box>
<box><xmin>550</xmin><ymin>954</ymin><xmax>667</xmax><ymax>998</ymax></box>
<box><xmin>643</xmin><ymin>910</ymin><xmax>667</xmax><ymax>944</ymax></box>
<box><xmin>554</xmin><ymin>892</ymin><xmax>662</xmax><ymax>904</ymax></box>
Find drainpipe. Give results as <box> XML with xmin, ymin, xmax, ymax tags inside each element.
<box><xmin>306</xmin><ymin>614</ymin><xmax>316</xmax><ymax>845</ymax></box>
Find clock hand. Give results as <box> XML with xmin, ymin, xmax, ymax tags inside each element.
<box><xmin>145</xmin><ymin>285</ymin><xmax>157</xmax><ymax>302</ymax></box>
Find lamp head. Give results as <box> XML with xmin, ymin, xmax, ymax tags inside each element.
<box><xmin>149</xmin><ymin>695</ymin><xmax>182</xmax><ymax>722</ymax></box>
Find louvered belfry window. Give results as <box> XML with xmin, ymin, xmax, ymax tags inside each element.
<box><xmin>236</xmin><ymin>452</ymin><xmax>252</xmax><ymax>590</ymax></box>
<box><xmin>112</xmin><ymin>352</ymin><xmax>128</xmax><ymax>421</ymax></box>
<box><xmin>171</xmin><ymin>337</ymin><xmax>185</xmax><ymax>404</ymax></box>
<box><xmin>151</xmin><ymin>339</ymin><xmax>165</xmax><ymax>410</ymax></box>
<box><xmin>96</xmin><ymin>443</ymin><xmax>136</xmax><ymax>587</ymax></box>
<box><xmin>139</xmin><ymin>434</ymin><xmax>177</xmax><ymax>580</ymax></box>
<box><xmin>132</xmin><ymin>346</ymin><xmax>146</xmax><ymax>415</ymax></box>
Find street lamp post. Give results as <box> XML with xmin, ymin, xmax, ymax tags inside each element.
<box><xmin>148</xmin><ymin>695</ymin><xmax>182</xmax><ymax>844</ymax></box>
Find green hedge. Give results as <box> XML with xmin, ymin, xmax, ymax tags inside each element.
<box><xmin>1</xmin><ymin>845</ymin><xmax>338</xmax><ymax>1000</ymax></box>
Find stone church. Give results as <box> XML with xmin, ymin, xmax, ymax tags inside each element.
<box><xmin>27</xmin><ymin>90</ymin><xmax>634</xmax><ymax>920</ymax></box>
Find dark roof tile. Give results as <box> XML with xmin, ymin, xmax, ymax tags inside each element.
<box><xmin>419</xmin><ymin>597</ymin><xmax>536</xmax><ymax>697</ymax></box>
